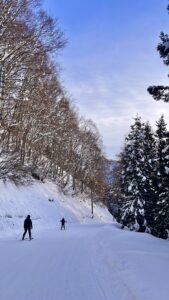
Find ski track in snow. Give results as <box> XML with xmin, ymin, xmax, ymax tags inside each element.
<box><xmin>0</xmin><ymin>224</ymin><xmax>169</xmax><ymax>300</ymax></box>
<box><xmin>1</xmin><ymin>181</ymin><xmax>169</xmax><ymax>299</ymax></box>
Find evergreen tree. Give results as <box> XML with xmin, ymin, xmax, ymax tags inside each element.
<box><xmin>142</xmin><ymin>121</ymin><xmax>157</xmax><ymax>232</ymax></box>
<box><xmin>154</xmin><ymin>116</ymin><xmax>169</xmax><ymax>238</ymax></box>
<box><xmin>147</xmin><ymin>2</ymin><xmax>169</xmax><ymax>239</ymax></box>
<box><xmin>155</xmin><ymin>115</ymin><xmax>167</xmax><ymax>191</ymax></box>
<box><xmin>147</xmin><ymin>2</ymin><xmax>169</xmax><ymax>102</ymax></box>
<box><xmin>120</xmin><ymin>116</ymin><xmax>147</xmax><ymax>232</ymax></box>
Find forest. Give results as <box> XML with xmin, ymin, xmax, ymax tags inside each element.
<box><xmin>0</xmin><ymin>0</ymin><xmax>109</xmax><ymax>201</ymax></box>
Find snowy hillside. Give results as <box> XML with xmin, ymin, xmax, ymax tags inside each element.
<box><xmin>0</xmin><ymin>179</ymin><xmax>113</xmax><ymax>234</ymax></box>
<box><xmin>0</xmin><ymin>180</ymin><xmax>169</xmax><ymax>300</ymax></box>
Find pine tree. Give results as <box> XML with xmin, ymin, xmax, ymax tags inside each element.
<box><xmin>120</xmin><ymin>116</ymin><xmax>147</xmax><ymax>232</ymax></box>
<box><xmin>147</xmin><ymin>2</ymin><xmax>169</xmax><ymax>102</ymax></box>
<box><xmin>154</xmin><ymin>116</ymin><xmax>169</xmax><ymax>238</ymax></box>
<box><xmin>155</xmin><ymin>115</ymin><xmax>167</xmax><ymax>191</ymax></box>
<box><xmin>142</xmin><ymin>121</ymin><xmax>157</xmax><ymax>232</ymax></box>
<box><xmin>147</xmin><ymin>2</ymin><xmax>169</xmax><ymax>238</ymax></box>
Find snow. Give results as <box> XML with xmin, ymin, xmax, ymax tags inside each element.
<box><xmin>0</xmin><ymin>180</ymin><xmax>112</xmax><ymax>233</ymax></box>
<box><xmin>165</xmin><ymin>166</ymin><xmax>169</xmax><ymax>174</ymax></box>
<box><xmin>128</xmin><ymin>183</ymin><xmax>133</xmax><ymax>191</ymax></box>
<box><xmin>0</xmin><ymin>180</ymin><xmax>169</xmax><ymax>300</ymax></box>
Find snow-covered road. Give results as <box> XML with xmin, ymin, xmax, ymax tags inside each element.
<box><xmin>0</xmin><ymin>223</ymin><xmax>169</xmax><ymax>300</ymax></box>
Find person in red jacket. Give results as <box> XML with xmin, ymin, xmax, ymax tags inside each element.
<box><xmin>22</xmin><ymin>215</ymin><xmax>33</xmax><ymax>240</ymax></box>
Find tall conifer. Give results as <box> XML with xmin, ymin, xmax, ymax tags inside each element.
<box><xmin>120</xmin><ymin>116</ymin><xmax>147</xmax><ymax>232</ymax></box>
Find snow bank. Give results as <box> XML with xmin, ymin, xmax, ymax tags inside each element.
<box><xmin>0</xmin><ymin>180</ymin><xmax>113</xmax><ymax>234</ymax></box>
<box><xmin>0</xmin><ymin>183</ymin><xmax>169</xmax><ymax>300</ymax></box>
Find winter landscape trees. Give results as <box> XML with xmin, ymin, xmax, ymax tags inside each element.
<box><xmin>0</xmin><ymin>0</ymin><xmax>108</xmax><ymax>199</ymax></box>
<box><xmin>1</xmin><ymin>0</ymin><xmax>169</xmax><ymax>240</ymax></box>
<box><xmin>147</xmin><ymin>1</ymin><xmax>169</xmax><ymax>238</ymax></box>
<box><xmin>112</xmin><ymin>114</ymin><xmax>169</xmax><ymax>238</ymax></box>
<box><xmin>110</xmin><ymin>1</ymin><xmax>169</xmax><ymax>239</ymax></box>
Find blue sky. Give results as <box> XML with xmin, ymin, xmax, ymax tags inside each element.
<box><xmin>43</xmin><ymin>0</ymin><xmax>169</xmax><ymax>159</ymax></box>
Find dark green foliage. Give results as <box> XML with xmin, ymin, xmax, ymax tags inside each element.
<box><xmin>142</xmin><ymin>122</ymin><xmax>157</xmax><ymax>232</ymax></box>
<box><xmin>153</xmin><ymin>116</ymin><xmax>169</xmax><ymax>238</ymax></box>
<box><xmin>119</xmin><ymin>116</ymin><xmax>148</xmax><ymax>232</ymax></box>
<box><xmin>147</xmin><ymin>1</ymin><xmax>169</xmax><ymax>102</ymax></box>
<box><xmin>147</xmin><ymin>3</ymin><xmax>169</xmax><ymax>102</ymax></box>
<box><xmin>117</xmin><ymin>117</ymin><xmax>163</xmax><ymax>235</ymax></box>
<box><xmin>147</xmin><ymin>32</ymin><xmax>169</xmax><ymax>101</ymax></box>
<box><xmin>155</xmin><ymin>115</ymin><xmax>167</xmax><ymax>189</ymax></box>
<box><xmin>148</xmin><ymin>86</ymin><xmax>169</xmax><ymax>102</ymax></box>
<box><xmin>112</xmin><ymin>0</ymin><xmax>169</xmax><ymax>238</ymax></box>
<box><xmin>147</xmin><ymin>0</ymin><xmax>169</xmax><ymax>238</ymax></box>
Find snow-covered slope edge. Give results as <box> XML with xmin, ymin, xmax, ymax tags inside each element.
<box><xmin>0</xmin><ymin>180</ymin><xmax>113</xmax><ymax>234</ymax></box>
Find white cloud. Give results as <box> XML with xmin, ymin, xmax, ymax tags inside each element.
<box><xmin>54</xmin><ymin>0</ymin><xmax>169</xmax><ymax>159</ymax></box>
<box><xmin>63</xmin><ymin>71</ymin><xmax>169</xmax><ymax>159</ymax></box>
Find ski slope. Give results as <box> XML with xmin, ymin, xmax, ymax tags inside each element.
<box><xmin>0</xmin><ymin>180</ymin><xmax>112</xmax><ymax>232</ymax></box>
<box><xmin>0</xmin><ymin>180</ymin><xmax>169</xmax><ymax>300</ymax></box>
<box><xmin>0</xmin><ymin>224</ymin><xmax>169</xmax><ymax>300</ymax></box>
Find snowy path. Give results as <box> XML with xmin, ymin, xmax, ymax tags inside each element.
<box><xmin>0</xmin><ymin>224</ymin><xmax>169</xmax><ymax>300</ymax></box>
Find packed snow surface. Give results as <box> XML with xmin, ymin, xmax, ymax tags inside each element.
<box><xmin>0</xmin><ymin>180</ymin><xmax>169</xmax><ymax>300</ymax></box>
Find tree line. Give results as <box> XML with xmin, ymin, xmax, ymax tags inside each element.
<box><xmin>109</xmin><ymin>0</ymin><xmax>169</xmax><ymax>239</ymax></box>
<box><xmin>0</xmin><ymin>0</ymin><xmax>108</xmax><ymax>199</ymax></box>
<box><xmin>111</xmin><ymin>115</ymin><xmax>169</xmax><ymax>239</ymax></box>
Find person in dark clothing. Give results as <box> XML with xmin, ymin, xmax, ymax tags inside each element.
<box><xmin>60</xmin><ymin>218</ymin><xmax>66</xmax><ymax>230</ymax></box>
<box><xmin>22</xmin><ymin>215</ymin><xmax>33</xmax><ymax>240</ymax></box>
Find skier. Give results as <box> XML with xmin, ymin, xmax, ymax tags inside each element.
<box><xmin>22</xmin><ymin>215</ymin><xmax>33</xmax><ymax>240</ymax></box>
<box><xmin>60</xmin><ymin>218</ymin><xmax>66</xmax><ymax>230</ymax></box>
